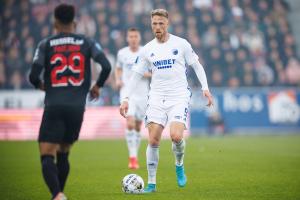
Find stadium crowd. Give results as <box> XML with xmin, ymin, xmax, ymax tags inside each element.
<box><xmin>1</xmin><ymin>0</ymin><xmax>300</xmax><ymax>105</ymax></box>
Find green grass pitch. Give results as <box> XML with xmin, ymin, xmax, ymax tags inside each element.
<box><xmin>0</xmin><ymin>135</ymin><xmax>300</xmax><ymax>200</ymax></box>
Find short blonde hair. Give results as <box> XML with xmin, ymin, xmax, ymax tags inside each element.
<box><xmin>151</xmin><ymin>9</ymin><xmax>168</xmax><ymax>19</ymax></box>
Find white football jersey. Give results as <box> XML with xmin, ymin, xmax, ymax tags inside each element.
<box><xmin>116</xmin><ymin>46</ymin><xmax>150</xmax><ymax>100</ymax></box>
<box><xmin>133</xmin><ymin>34</ymin><xmax>199</xmax><ymax>98</ymax></box>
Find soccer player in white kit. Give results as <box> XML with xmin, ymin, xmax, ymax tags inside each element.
<box><xmin>115</xmin><ymin>28</ymin><xmax>151</xmax><ymax>169</ymax></box>
<box><xmin>120</xmin><ymin>9</ymin><xmax>213</xmax><ymax>192</ymax></box>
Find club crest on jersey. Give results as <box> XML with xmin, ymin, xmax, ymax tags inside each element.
<box><xmin>172</xmin><ymin>49</ymin><xmax>178</xmax><ymax>55</ymax></box>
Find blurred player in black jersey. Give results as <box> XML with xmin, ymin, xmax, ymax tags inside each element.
<box><xmin>29</xmin><ymin>4</ymin><xmax>111</xmax><ymax>200</ymax></box>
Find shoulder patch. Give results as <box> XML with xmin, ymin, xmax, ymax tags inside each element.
<box><xmin>95</xmin><ymin>43</ymin><xmax>102</xmax><ymax>51</ymax></box>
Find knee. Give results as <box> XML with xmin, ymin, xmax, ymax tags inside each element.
<box><xmin>127</xmin><ymin>118</ymin><xmax>135</xmax><ymax>130</ymax></box>
<box><xmin>58</xmin><ymin>144</ymin><xmax>71</xmax><ymax>153</ymax></box>
<box><xmin>147</xmin><ymin>123</ymin><xmax>163</xmax><ymax>146</ymax></box>
<box><xmin>39</xmin><ymin>143</ymin><xmax>58</xmax><ymax>156</ymax></box>
<box><xmin>127</xmin><ymin>124</ymin><xmax>135</xmax><ymax>130</ymax></box>
<box><xmin>148</xmin><ymin>136</ymin><xmax>160</xmax><ymax>146</ymax></box>
<box><xmin>170</xmin><ymin>132</ymin><xmax>183</xmax><ymax>143</ymax></box>
<box><xmin>135</xmin><ymin>124</ymin><xmax>141</xmax><ymax>132</ymax></box>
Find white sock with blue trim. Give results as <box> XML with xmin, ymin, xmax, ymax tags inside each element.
<box><xmin>125</xmin><ymin>129</ymin><xmax>137</xmax><ymax>158</ymax></box>
<box><xmin>172</xmin><ymin>139</ymin><xmax>185</xmax><ymax>166</ymax></box>
<box><xmin>146</xmin><ymin>144</ymin><xmax>159</xmax><ymax>184</ymax></box>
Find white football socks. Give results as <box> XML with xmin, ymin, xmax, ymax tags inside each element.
<box><xmin>172</xmin><ymin>139</ymin><xmax>185</xmax><ymax>166</ymax></box>
<box><xmin>146</xmin><ymin>144</ymin><xmax>159</xmax><ymax>184</ymax></box>
<box><xmin>125</xmin><ymin>129</ymin><xmax>137</xmax><ymax>158</ymax></box>
<box><xmin>134</xmin><ymin>130</ymin><xmax>141</xmax><ymax>156</ymax></box>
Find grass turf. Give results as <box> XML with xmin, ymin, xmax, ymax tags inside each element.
<box><xmin>0</xmin><ymin>135</ymin><xmax>300</xmax><ymax>200</ymax></box>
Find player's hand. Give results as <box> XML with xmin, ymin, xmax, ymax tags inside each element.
<box><xmin>119</xmin><ymin>100</ymin><xmax>129</xmax><ymax>118</ymax></box>
<box><xmin>89</xmin><ymin>84</ymin><xmax>100</xmax><ymax>101</ymax></box>
<box><xmin>143</xmin><ymin>72</ymin><xmax>152</xmax><ymax>78</ymax></box>
<box><xmin>203</xmin><ymin>90</ymin><xmax>213</xmax><ymax>107</ymax></box>
<box><xmin>116</xmin><ymin>79</ymin><xmax>123</xmax><ymax>89</ymax></box>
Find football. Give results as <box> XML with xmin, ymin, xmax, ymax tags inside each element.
<box><xmin>121</xmin><ymin>174</ymin><xmax>144</xmax><ymax>194</ymax></box>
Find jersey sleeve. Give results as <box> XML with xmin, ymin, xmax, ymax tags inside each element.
<box><xmin>90</xmin><ymin>39</ymin><xmax>104</xmax><ymax>59</ymax></box>
<box><xmin>183</xmin><ymin>40</ymin><xmax>199</xmax><ymax>66</ymax></box>
<box><xmin>32</xmin><ymin>39</ymin><xmax>47</xmax><ymax>66</ymax></box>
<box><xmin>29</xmin><ymin>39</ymin><xmax>47</xmax><ymax>88</ymax></box>
<box><xmin>132</xmin><ymin>48</ymin><xmax>150</xmax><ymax>75</ymax></box>
<box><xmin>115</xmin><ymin>50</ymin><xmax>123</xmax><ymax>68</ymax></box>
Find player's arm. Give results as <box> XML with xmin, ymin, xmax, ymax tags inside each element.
<box><xmin>119</xmin><ymin>50</ymin><xmax>149</xmax><ymax>118</ymax></box>
<box><xmin>191</xmin><ymin>61</ymin><xmax>208</xmax><ymax>91</ymax></box>
<box><xmin>190</xmin><ymin>61</ymin><xmax>213</xmax><ymax>106</ymax></box>
<box><xmin>184</xmin><ymin>40</ymin><xmax>213</xmax><ymax>107</ymax></box>
<box><xmin>115</xmin><ymin>68</ymin><xmax>123</xmax><ymax>88</ymax></box>
<box><xmin>115</xmin><ymin>51</ymin><xmax>123</xmax><ymax>89</ymax></box>
<box><xmin>93</xmin><ymin>52</ymin><xmax>111</xmax><ymax>87</ymax></box>
<box><xmin>29</xmin><ymin>63</ymin><xmax>44</xmax><ymax>91</ymax></box>
<box><xmin>89</xmin><ymin>40</ymin><xmax>112</xmax><ymax>100</ymax></box>
<box><xmin>29</xmin><ymin>40</ymin><xmax>46</xmax><ymax>91</ymax></box>
<box><xmin>29</xmin><ymin>40</ymin><xmax>46</xmax><ymax>90</ymax></box>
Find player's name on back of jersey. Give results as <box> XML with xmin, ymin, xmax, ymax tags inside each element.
<box><xmin>54</xmin><ymin>45</ymin><xmax>80</xmax><ymax>52</ymax></box>
<box><xmin>50</xmin><ymin>37</ymin><xmax>84</xmax><ymax>47</ymax></box>
<box><xmin>153</xmin><ymin>59</ymin><xmax>176</xmax><ymax>69</ymax></box>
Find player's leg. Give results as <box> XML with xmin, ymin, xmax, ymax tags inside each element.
<box><xmin>134</xmin><ymin>120</ymin><xmax>142</xmax><ymax>157</ymax></box>
<box><xmin>59</xmin><ymin>106</ymin><xmax>84</xmax><ymax>199</ymax></box>
<box><xmin>139</xmin><ymin>96</ymin><xmax>167</xmax><ymax>193</ymax></box>
<box><xmin>170</xmin><ymin>122</ymin><xmax>185</xmax><ymax>166</ymax></box>
<box><xmin>120</xmin><ymin>89</ymin><xmax>136</xmax><ymax>168</ymax></box>
<box><xmin>143</xmin><ymin>98</ymin><xmax>167</xmax><ymax>193</ymax></box>
<box><xmin>144</xmin><ymin>122</ymin><xmax>164</xmax><ymax>193</ymax></box>
<box><xmin>126</xmin><ymin>116</ymin><xmax>139</xmax><ymax>169</ymax></box>
<box><xmin>132</xmin><ymin>98</ymin><xmax>148</xmax><ymax>166</ymax></box>
<box><xmin>39</xmin><ymin>142</ymin><xmax>61</xmax><ymax>199</ymax></box>
<box><xmin>170</xmin><ymin>122</ymin><xmax>187</xmax><ymax>187</ymax></box>
<box><xmin>168</xmin><ymin>103</ymin><xmax>189</xmax><ymax>187</ymax></box>
<box><xmin>57</xmin><ymin>143</ymin><xmax>71</xmax><ymax>192</ymax></box>
<box><xmin>126</xmin><ymin>98</ymin><xmax>141</xmax><ymax>169</ymax></box>
<box><xmin>38</xmin><ymin>107</ymin><xmax>65</xmax><ymax>199</ymax></box>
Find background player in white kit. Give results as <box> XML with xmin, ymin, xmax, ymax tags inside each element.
<box><xmin>120</xmin><ymin>9</ymin><xmax>213</xmax><ymax>193</ymax></box>
<box><xmin>115</xmin><ymin>28</ymin><xmax>151</xmax><ymax>169</ymax></box>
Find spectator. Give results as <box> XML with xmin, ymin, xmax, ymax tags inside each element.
<box><xmin>203</xmin><ymin>25</ymin><xmax>219</xmax><ymax>47</ymax></box>
<box><xmin>256</xmin><ymin>59</ymin><xmax>275</xmax><ymax>86</ymax></box>
<box><xmin>77</xmin><ymin>12</ymin><xmax>97</xmax><ymax>38</ymax></box>
<box><xmin>242</xmin><ymin>25</ymin><xmax>265</xmax><ymax>56</ymax></box>
<box><xmin>286</xmin><ymin>58</ymin><xmax>300</xmax><ymax>86</ymax></box>
<box><xmin>211</xmin><ymin>68</ymin><xmax>224</xmax><ymax>87</ymax></box>
<box><xmin>0</xmin><ymin>0</ymin><xmax>298</xmax><ymax>104</ymax></box>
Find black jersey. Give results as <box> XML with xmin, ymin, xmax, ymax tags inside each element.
<box><xmin>29</xmin><ymin>33</ymin><xmax>111</xmax><ymax>107</ymax></box>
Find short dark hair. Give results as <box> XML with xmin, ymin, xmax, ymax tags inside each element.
<box><xmin>54</xmin><ymin>4</ymin><xmax>75</xmax><ymax>25</ymax></box>
<box><xmin>127</xmin><ymin>27</ymin><xmax>139</xmax><ymax>32</ymax></box>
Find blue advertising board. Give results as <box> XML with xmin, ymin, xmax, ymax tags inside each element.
<box><xmin>190</xmin><ymin>88</ymin><xmax>300</xmax><ymax>134</ymax></box>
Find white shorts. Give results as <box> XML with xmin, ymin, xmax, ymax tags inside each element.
<box><xmin>145</xmin><ymin>96</ymin><xmax>190</xmax><ymax>128</ymax></box>
<box><xmin>127</xmin><ymin>97</ymin><xmax>148</xmax><ymax>121</ymax></box>
<box><xmin>120</xmin><ymin>88</ymin><xmax>148</xmax><ymax>121</ymax></box>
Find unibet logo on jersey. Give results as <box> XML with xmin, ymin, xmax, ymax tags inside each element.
<box><xmin>153</xmin><ymin>59</ymin><xmax>176</xmax><ymax>69</ymax></box>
